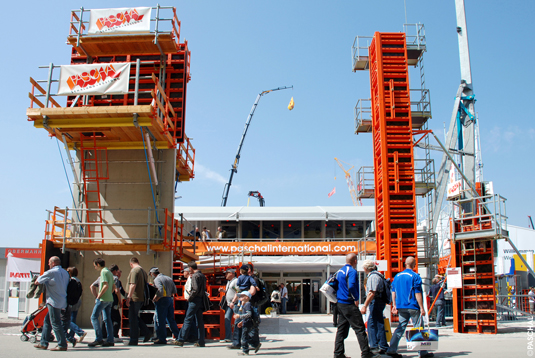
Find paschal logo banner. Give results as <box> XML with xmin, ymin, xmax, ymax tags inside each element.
<box><xmin>57</xmin><ymin>63</ymin><xmax>131</xmax><ymax>95</ymax></box>
<box><xmin>88</xmin><ymin>7</ymin><xmax>151</xmax><ymax>35</ymax></box>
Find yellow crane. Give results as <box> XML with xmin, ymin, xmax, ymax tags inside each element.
<box><xmin>334</xmin><ymin>157</ymin><xmax>360</xmax><ymax>206</ymax></box>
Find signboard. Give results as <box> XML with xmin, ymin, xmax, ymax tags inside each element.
<box><xmin>447</xmin><ymin>163</ymin><xmax>462</xmax><ymax>199</ymax></box>
<box><xmin>195</xmin><ymin>241</ymin><xmax>376</xmax><ymax>256</ymax></box>
<box><xmin>446</xmin><ymin>267</ymin><xmax>462</xmax><ymax>288</ymax></box>
<box><xmin>57</xmin><ymin>63</ymin><xmax>131</xmax><ymax>96</ymax></box>
<box><xmin>6</xmin><ymin>256</ymin><xmax>41</xmax><ymax>282</ymax></box>
<box><xmin>4</xmin><ymin>248</ymin><xmax>41</xmax><ymax>259</ymax></box>
<box><xmin>357</xmin><ymin>260</ymin><xmax>388</xmax><ymax>272</ymax></box>
<box><xmin>88</xmin><ymin>7</ymin><xmax>151</xmax><ymax>35</ymax></box>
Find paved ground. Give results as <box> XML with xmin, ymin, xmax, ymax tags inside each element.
<box><xmin>1</xmin><ymin>312</ymin><xmax>531</xmax><ymax>357</ymax></box>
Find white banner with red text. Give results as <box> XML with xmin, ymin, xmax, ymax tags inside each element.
<box><xmin>88</xmin><ymin>7</ymin><xmax>151</xmax><ymax>35</ymax></box>
<box><xmin>57</xmin><ymin>63</ymin><xmax>131</xmax><ymax>96</ymax></box>
<box><xmin>6</xmin><ymin>256</ymin><xmax>41</xmax><ymax>282</ymax></box>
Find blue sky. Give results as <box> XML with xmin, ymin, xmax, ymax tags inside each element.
<box><xmin>1</xmin><ymin>1</ymin><xmax>534</xmax><ymax>248</ymax></box>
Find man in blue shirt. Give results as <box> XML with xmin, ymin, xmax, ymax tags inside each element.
<box><xmin>386</xmin><ymin>257</ymin><xmax>433</xmax><ymax>358</ymax></box>
<box><xmin>35</xmin><ymin>256</ymin><xmax>70</xmax><ymax>351</ymax></box>
<box><xmin>332</xmin><ymin>253</ymin><xmax>379</xmax><ymax>358</ymax></box>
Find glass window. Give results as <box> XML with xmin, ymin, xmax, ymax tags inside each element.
<box><xmin>220</xmin><ymin>221</ymin><xmax>237</xmax><ymax>239</ymax></box>
<box><xmin>241</xmin><ymin>221</ymin><xmax>260</xmax><ymax>239</ymax></box>
<box><xmin>283</xmin><ymin>221</ymin><xmax>301</xmax><ymax>239</ymax></box>
<box><xmin>345</xmin><ymin>221</ymin><xmax>364</xmax><ymax>239</ymax></box>
<box><xmin>262</xmin><ymin>221</ymin><xmax>280</xmax><ymax>239</ymax></box>
<box><xmin>325</xmin><ymin>220</ymin><xmax>343</xmax><ymax>239</ymax></box>
<box><xmin>304</xmin><ymin>220</ymin><xmax>323</xmax><ymax>239</ymax></box>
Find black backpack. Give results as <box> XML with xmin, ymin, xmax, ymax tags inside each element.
<box><xmin>67</xmin><ymin>278</ymin><xmax>83</xmax><ymax>306</ymax></box>
<box><xmin>251</xmin><ymin>277</ymin><xmax>269</xmax><ymax>306</ymax></box>
<box><xmin>370</xmin><ymin>271</ymin><xmax>392</xmax><ymax>304</ymax></box>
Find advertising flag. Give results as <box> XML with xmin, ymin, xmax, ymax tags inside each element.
<box><xmin>88</xmin><ymin>7</ymin><xmax>152</xmax><ymax>35</ymax></box>
<box><xmin>6</xmin><ymin>256</ymin><xmax>41</xmax><ymax>282</ymax></box>
<box><xmin>328</xmin><ymin>187</ymin><xmax>336</xmax><ymax>198</ymax></box>
<box><xmin>57</xmin><ymin>63</ymin><xmax>131</xmax><ymax>96</ymax></box>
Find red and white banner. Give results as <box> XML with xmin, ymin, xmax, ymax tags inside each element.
<box><xmin>328</xmin><ymin>187</ymin><xmax>336</xmax><ymax>198</ymax></box>
<box><xmin>6</xmin><ymin>256</ymin><xmax>41</xmax><ymax>282</ymax></box>
<box><xmin>57</xmin><ymin>63</ymin><xmax>131</xmax><ymax>96</ymax></box>
<box><xmin>447</xmin><ymin>163</ymin><xmax>462</xmax><ymax>199</ymax></box>
<box><xmin>4</xmin><ymin>248</ymin><xmax>41</xmax><ymax>259</ymax></box>
<box><xmin>88</xmin><ymin>7</ymin><xmax>151</xmax><ymax>35</ymax></box>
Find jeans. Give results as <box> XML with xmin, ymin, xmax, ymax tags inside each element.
<box><xmin>368</xmin><ymin>300</ymin><xmax>389</xmax><ymax>350</ymax></box>
<box><xmin>179</xmin><ymin>296</ymin><xmax>205</xmax><ymax>345</ymax></box>
<box><xmin>129</xmin><ymin>301</ymin><xmax>149</xmax><ymax>344</ymax></box>
<box><xmin>225</xmin><ymin>306</ymin><xmax>234</xmax><ymax>340</ymax></box>
<box><xmin>91</xmin><ymin>299</ymin><xmax>114</xmax><ymax>343</ymax></box>
<box><xmin>68</xmin><ymin>309</ymin><xmax>85</xmax><ymax>341</ymax></box>
<box><xmin>40</xmin><ymin>304</ymin><xmax>68</xmax><ymax>348</ymax></box>
<box><xmin>435</xmin><ymin>299</ymin><xmax>446</xmax><ymax>327</ymax></box>
<box><xmin>281</xmin><ymin>297</ymin><xmax>287</xmax><ymax>314</ymax></box>
<box><xmin>155</xmin><ymin>297</ymin><xmax>180</xmax><ymax>342</ymax></box>
<box><xmin>387</xmin><ymin>308</ymin><xmax>428</xmax><ymax>357</ymax></box>
<box><xmin>334</xmin><ymin>302</ymin><xmax>371</xmax><ymax>358</ymax></box>
<box><xmin>241</xmin><ymin>324</ymin><xmax>259</xmax><ymax>353</ymax></box>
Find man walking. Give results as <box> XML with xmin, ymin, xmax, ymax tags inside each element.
<box><xmin>280</xmin><ymin>283</ymin><xmax>288</xmax><ymax>314</ymax></box>
<box><xmin>88</xmin><ymin>258</ymin><xmax>115</xmax><ymax>347</ymax></box>
<box><xmin>35</xmin><ymin>256</ymin><xmax>70</xmax><ymax>351</ymax></box>
<box><xmin>386</xmin><ymin>257</ymin><xmax>433</xmax><ymax>358</ymax></box>
<box><xmin>429</xmin><ymin>278</ymin><xmax>446</xmax><ymax>327</ymax></box>
<box><xmin>175</xmin><ymin>261</ymin><xmax>207</xmax><ymax>347</ymax></box>
<box><xmin>332</xmin><ymin>253</ymin><xmax>379</xmax><ymax>358</ymax></box>
<box><xmin>219</xmin><ymin>268</ymin><xmax>238</xmax><ymax>343</ymax></box>
<box><xmin>149</xmin><ymin>267</ymin><xmax>180</xmax><ymax>344</ymax></box>
<box><xmin>360</xmin><ymin>260</ymin><xmax>389</xmax><ymax>354</ymax></box>
<box><xmin>125</xmin><ymin>257</ymin><xmax>150</xmax><ymax>345</ymax></box>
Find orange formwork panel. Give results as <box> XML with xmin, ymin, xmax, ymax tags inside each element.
<box><xmin>369</xmin><ymin>32</ymin><xmax>417</xmax><ymax>278</ymax></box>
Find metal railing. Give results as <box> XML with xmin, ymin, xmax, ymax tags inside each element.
<box><xmin>356</xmin><ymin>166</ymin><xmax>374</xmax><ymax>198</ymax></box>
<box><xmin>352</xmin><ymin>23</ymin><xmax>426</xmax><ymax>71</ymax></box>
<box><xmin>414</xmin><ymin>158</ymin><xmax>436</xmax><ymax>188</ymax></box>
<box><xmin>354</xmin><ymin>89</ymin><xmax>431</xmax><ymax>132</ymax></box>
<box><xmin>451</xmin><ymin>192</ymin><xmax>508</xmax><ymax>239</ymax></box>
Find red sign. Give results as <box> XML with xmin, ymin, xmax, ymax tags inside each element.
<box><xmin>9</xmin><ymin>272</ymin><xmax>31</xmax><ymax>279</ymax></box>
<box><xmin>5</xmin><ymin>248</ymin><xmax>42</xmax><ymax>259</ymax></box>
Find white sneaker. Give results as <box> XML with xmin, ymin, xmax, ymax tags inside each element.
<box><xmin>220</xmin><ymin>339</ymin><xmax>232</xmax><ymax>343</ymax></box>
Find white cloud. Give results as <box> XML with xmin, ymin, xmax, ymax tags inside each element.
<box><xmin>195</xmin><ymin>163</ymin><xmax>227</xmax><ymax>185</ymax></box>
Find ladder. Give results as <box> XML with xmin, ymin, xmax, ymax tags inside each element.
<box><xmin>80</xmin><ymin>133</ymin><xmax>108</xmax><ymax>243</ymax></box>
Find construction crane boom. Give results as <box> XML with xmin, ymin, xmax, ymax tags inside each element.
<box><xmin>248</xmin><ymin>191</ymin><xmax>265</xmax><ymax>207</ymax></box>
<box><xmin>221</xmin><ymin>86</ymin><xmax>293</xmax><ymax>207</ymax></box>
<box><xmin>334</xmin><ymin>157</ymin><xmax>359</xmax><ymax>206</ymax></box>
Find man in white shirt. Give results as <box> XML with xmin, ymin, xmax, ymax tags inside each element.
<box><xmin>218</xmin><ymin>268</ymin><xmax>238</xmax><ymax>343</ymax></box>
<box><xmin>280</xmin><ymin>283</ymin><xmax>288</xmax><ymax>314</ymax></box>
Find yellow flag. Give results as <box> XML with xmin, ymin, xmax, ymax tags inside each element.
<box><xmin>288</xmin><ymin>97</ymin><xmax>294</xmax><ymax>110</ymax></box>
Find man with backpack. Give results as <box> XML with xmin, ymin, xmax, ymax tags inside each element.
<box><xmin>360</xmin><ymin>260</ymin><xmax>390</xmax><ymax>355</ymax></box>
<box><xmin>330</xmin><ymin>253</ymin><xmax>379</xmax><ymax>358</ymax></box>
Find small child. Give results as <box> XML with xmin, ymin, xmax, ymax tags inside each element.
<box><xmin>233</xmin><ymin>291</ymin><xmax>260</xmax><ymax>355</ymax></box>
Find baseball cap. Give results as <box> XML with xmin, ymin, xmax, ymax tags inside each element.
<box><xmin>149</xmin><ymin>267</ymin><xmax>159</xmax><ymax>274</ymax></box>
<box><xmin>240</xmin><ymin>264</ymin><xmax>249</xmax><ymax>271</ymax></box>
<box><xmin>237</xmin><ymin>291</ymin><xmax>252</xmax><ymax>299</ymax></box>
<box><xmin>225</xmin><ymin>268</ymin><xmax>236</xmax><ymax>273</ymax></box>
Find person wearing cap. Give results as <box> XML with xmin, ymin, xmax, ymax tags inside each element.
<box><xmin>175</xmin><ymin>261</ymin><xmax>207</xmax><ymax>348</ymax></box>
<box><xmin>175</xmin><ymin>267</ymin><xmax>198</xmax><ymax>344</ymax></box>
<box><xmin>219</xmin><ymin>268</ymin><xmax>238</xmax><ymax>343</ymax></box>
<box><xmin>229</xmin><ymin>265</ymin><xmax>257</xmax><ymax>350</ymax></box>
<box><xmin>149</xmin><ymin>267</ymin><xmax>180</xmax><ymax>344</ymax></box>
<box><xmin>233</xmin><ymin>291</ymin><xmax>259</xmax><ymax>356</ymax></box>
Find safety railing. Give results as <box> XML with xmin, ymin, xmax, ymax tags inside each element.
<box><xmin>356</xmin><ymin>166</ymin><xmax>374</xmax><ymax>199</ymax></box>
<box><xmin>352</xmin><ymin>23</ymin><xmax>426</xmax><ymax>71</ymax></box>
<box><xmin>410</xmin><ymin>88</ymin><xmax>431</xmax><ymax>114</ymax></box>
<box><xmin>354</xmin><ymin>99</ymin><xmax>372</xmax><ymax>133</ymax></box>
<box><xmin>414</xmin><ymin>158</ymin><xmax>436</xmax><ymax>189</ymax></box>
<box><xmin>177</xmin><ymin>135</ymin><xmax>196</xmax><ymax>180</ymax></box>
<box><xmin>403</xmin><ymin>23</ymin><xmax>426</xmax><ymax>50</ymax></box>
<box><xmin>68</xmin><ymin>6</ymin><xmax>181</xmax><ymax>54</ymax></box>
<box><xmin>451</xmin><ymin>192</ymin><xmax>508</xmax><ymax>240</ymax></box>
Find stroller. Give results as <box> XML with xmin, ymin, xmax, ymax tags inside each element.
<box><xmin>20</xmin><ymin>305</ymin><xmax>54</xmax><ymax>343</ymax></box>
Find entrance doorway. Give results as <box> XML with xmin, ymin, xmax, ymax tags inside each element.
<box><xmin>260</xmin><ymin>273</ymin><xmax>324</xmax><ymax>314</ymax></box>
